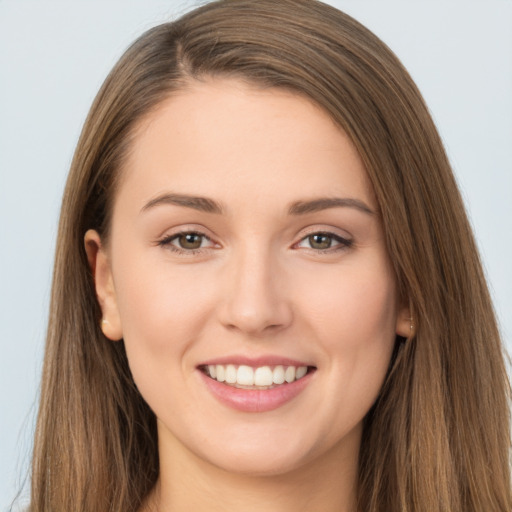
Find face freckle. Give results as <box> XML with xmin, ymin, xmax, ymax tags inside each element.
<box><xmin>98</xmin><ymin>78</ymin><xmax>408</xmax><ymax>478</ymax></box>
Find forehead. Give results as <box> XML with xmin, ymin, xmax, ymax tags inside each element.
<box><xmin>116</xmin><ymin>78</ymin><xmax>375</xmax><ymax>214</ymax></box>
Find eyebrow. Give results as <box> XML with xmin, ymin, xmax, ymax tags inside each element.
<box><xmin>141</xmin><ymin>193</ymin><xmax>223</xmax><ymax>214</ymax></box>
<box><xmin>288</xmin><ymin>197</ymin><xmax>375</xmax><ymax>216</ymax></box>
<box><xmin>141</xmin><ymin>193</ymin><xmax>374</xmax><ymax>217</ymax></box>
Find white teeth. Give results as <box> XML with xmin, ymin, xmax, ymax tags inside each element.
<box><xmin>216</xmin><ymin>365</ymin><xmax>225</xmax><ymax>382</ymax></box>
<box><xmin>225</xmin><ymin>364</ymin><xmax>237</xmax><ymax>384</ymax></box>
<box><xmin>254</xmin><ymin>366</ymin><xmax>273</xmax><ymax>386</ymax></box>
<box><xmin>296</xmin><ymin>366</ymin><xmax>307</xmax><ymax>379</ymax></box>
<box><xmin>272</xmin><ymin>365</ymin><xmax>285</xmax><ymax>385</ymax></box>
<box><xmin>284</xmin><ymin>366</ymin><xmax>296</xmax><ymax>383</ymax></box>
<box><xmin>206</xmin><ymin>364</ymin><xmax>310</xmax><ymax>387</ymax></box>
<box><xmin>237</xmin><ymin>365</ymin><xmax>254</xmax><ymax>386</ymax></box>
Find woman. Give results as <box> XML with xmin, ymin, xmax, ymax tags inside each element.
<box><xmin>29</xmin><ymin>0</ymin><xmax>511</xmax><ymax>510</ymax></box>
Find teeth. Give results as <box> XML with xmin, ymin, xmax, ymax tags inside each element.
<box><xmin>205</xmin><ymin>364</ymin><xmax>309</xmax><ymax>388</ymax></box>
<box><xmin>237</xmin><ymin>365</ymin><xmax>254</xmax><ymax>386</ymax></box>
<box><xmin>216</xmin><ymin>365</ymin><xmax>225</xmax><ymax>382</ymax></box>
<box><xmin>254</xmin><ymin>366</ymin><xmax>273</xmax><ymax>386</ymax></box>
<box><xmin>225</xmin><ymin>364</ymin><xmax>237</xmax><ymax>384</ymax></box>
<box><xmin>273</xmin><ymin>365</ymin><xmax>285</xmax><ymax>384</ymax></box>
<box><xmin>296</xmin><ymin>366</ymin><xmax>307</xmax><ymax>379</ymax></box>
<box><xmin>285</xmin><ymin>366</ymin><xmax>296</xmax><ymax>383</ymax></box>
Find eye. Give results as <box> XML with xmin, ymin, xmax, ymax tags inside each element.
<box><xmin>306</xmin><ymin>233</ymin><xmax>334</xmax><ymax>250</ymax></box>
<box><xmin>174</xmin><ymin>232</ymin><xmax>207</xmax><ymax>250</ymax></box>
<box><xmin>158</xmin><ymin>231</ymin><xmax>215</xmax><ymax>253</ymax></box>
<box><xmin>296</xmin><ymin>232</ymin><xmax>352</xmax><ymax>252</ymax></box>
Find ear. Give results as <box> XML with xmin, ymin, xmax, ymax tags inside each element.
<box><xmin>84</xmin><ymin>229</ymin><xmax>123</xmax><ymax>341</ymax></box>
<box><xmin>395</xmin><ymin>300</ymin><xmax>414</xmax><ymax>339</ymax></box>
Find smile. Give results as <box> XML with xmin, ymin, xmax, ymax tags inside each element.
<box><xmin>201</xmin><ymin>364</ymin><xmax>311</xmax><ymax>389</ymax></box>
<box><xmin>198</xmin><ymin>361</ymin><xmax>316</xmax><ymax>412</ymax></box>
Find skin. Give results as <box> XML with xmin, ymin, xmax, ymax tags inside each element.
<box><xmin>85</xmin><ymin>79</ymin><xmax>411</xmax><ymax>512</ymax></box>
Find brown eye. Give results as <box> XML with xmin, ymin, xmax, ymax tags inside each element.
<box><xmin>295</xmin><ymin>231</ymin><xmax>353</xmax><ymax>252</ymax></box>
<box><xmin>178</xmin><ymin>233</ymin><xmax>204</xmax><ymax>249</ymax></box>
<box><xmin>308</xmin><ymin>233</ymin><xmax>332</xmax><ymax>250</ymax></box>
<box><xmin>158</xmin><ymin>230</ymin><xmax>216</xmax><ymax>253</ymax></box>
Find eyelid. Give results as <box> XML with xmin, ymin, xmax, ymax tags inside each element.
<box><xmin>293</xmin><ymin>227</ymin><xmax>353</xmax><ymax>252</ymax></box>
<box><xmin>156</xmin><ymin>227</ymin><xmax>220</xmax><ymax>255</ymax></box>
<box><xmin>164</xmin><ymin>231</ymin><xmax>213</xmax><ymax>246</ymax></box>
<box><xmin>155</xmin><ymin>225</ymin><xmax>352</xmax><ymax>255</ymax></box>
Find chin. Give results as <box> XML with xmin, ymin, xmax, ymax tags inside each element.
<box><xmin>207</xmin><ymin>446</ymin><xmax>313</xmax><ymax>477</ymax></box>
<box><xmin>188</xmin><ymin>423</ymin><xmax>349</xmax><ymax>479</ymax></box>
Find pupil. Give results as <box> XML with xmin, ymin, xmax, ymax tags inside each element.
<box><xmin>180</xmin><ymin>233</ymin><xmax>202</xmax><ymax>249</ymax></box>
<box><xmin>310</xmin><ymin>234</ymin><xmax>331</xmax><ymax>249</ymax></box>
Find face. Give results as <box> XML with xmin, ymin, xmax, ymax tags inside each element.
<box><xmin>87</xmin><ymin>79</ymin><xmax>410</xmax><ymax>477</ymax></box>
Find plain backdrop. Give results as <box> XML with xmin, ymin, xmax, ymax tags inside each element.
<box><xmin>1</xmin><ymin>1</ymin><xmax>511</xmax><ymax>508</ymax></box>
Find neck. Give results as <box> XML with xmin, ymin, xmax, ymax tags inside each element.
<box><xmin>142</xmin><ymin>424</ymin><xmax>360</xmax><ymax>512</ymax></box>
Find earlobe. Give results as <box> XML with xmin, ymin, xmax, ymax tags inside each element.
<box><xmin>396</xmin><ymin>301</ymin><xmax>414</xmax><ymax>339</ymax></box>
<box><xmin>84</xmin><ymin>229</ymin><xmax>123</xmax><ymax>341</ymax></box>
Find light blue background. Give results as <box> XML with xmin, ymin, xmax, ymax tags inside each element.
<box><xmin>1</xmin><ymin>1</ymin><xmax>511</xmax><ymax>508</ymax></box>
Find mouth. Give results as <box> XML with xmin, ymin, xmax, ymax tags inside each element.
<box><xmin>199</xmin><ymin>364</ymin><xmax>316</xmax><ymax>390</ymax></box>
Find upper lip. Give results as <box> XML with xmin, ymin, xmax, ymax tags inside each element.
<box><xmin>198</xmin><ymin>355</ymin><xmax>315</xmax><ymax>368</ymax></box>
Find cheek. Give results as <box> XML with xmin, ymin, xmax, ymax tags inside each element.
<box><xmin>300</xmin><ymin>261</ymin><xmax>398</xmax><ymax>349</ymax></box>
<box><xmin>111</xmin><ymin>263</ymin><xmax>220</xmax><ymax>419</ymax></box>
<box><xmin>298</xmin><ymin>260</ymin><xmax>397</xmax><ymax>410</ymax></box>
<box><xmin>115</xmin><ymin>241</ymin><xmax>210</xmax><ymax>322</ymax></box>
<box><xmin>111</xmin><ymin>252</ymin><xmax>218</xmax><ymax>380</ymax></box>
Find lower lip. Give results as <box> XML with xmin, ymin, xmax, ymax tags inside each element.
<box><xmin>199</xmin><ymin>370</ymin><xmax>314</xmax><ymax>413</ymax></box>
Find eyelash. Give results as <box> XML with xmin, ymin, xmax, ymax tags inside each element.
<box><xmin>157</xmin><ymin>231</ymin><xmax>215</xmax><ymax>255</ymax></box>
<box><xmin>157</xmin><ymin>230</ymin><xmax>353</xmax><ymax>255</ymax></box>
<box><xmin>295</xmin><ymin>231</ymin><xmax>353</xmax><ymax>253</ymax></box>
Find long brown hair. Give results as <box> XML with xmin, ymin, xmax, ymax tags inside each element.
<box><xmin>31</xmin><ymin>1</ymin><xmax>511</xmax><ymax>510</ymax></box>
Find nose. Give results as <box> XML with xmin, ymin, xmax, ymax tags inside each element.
<box><xmin>217</xmin><ymin>245</ymin><xmax>293</xmax><ymax>337</ymax></box>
